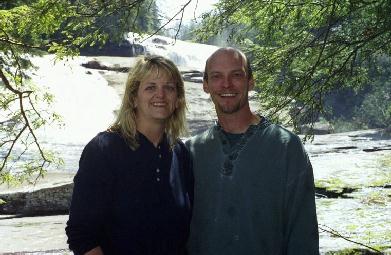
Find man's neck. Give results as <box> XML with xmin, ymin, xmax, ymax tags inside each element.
<box><xmin>217</xmin><ymin>106</ymin><xmax>260</xmax><ymax>134</ymax></box>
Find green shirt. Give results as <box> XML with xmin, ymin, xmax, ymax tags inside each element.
<box><xmin>185</xmin><ymin>118</ymin><xmax>319</xmax><ymax>255</ymax></box>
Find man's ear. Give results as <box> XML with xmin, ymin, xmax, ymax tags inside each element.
<box><xmin>203</xmin><ymin>80</ymin><xmax>210</xmax><ymax>93</ymax></box>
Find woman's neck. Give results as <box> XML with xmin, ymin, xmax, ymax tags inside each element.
<box><xmin>136</xmin><ymin>121</ymin><xmax>165</xmax><ymax>147</ymax></box>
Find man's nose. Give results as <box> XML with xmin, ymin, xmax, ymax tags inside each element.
<box><xmin>222</xmin><ymin>76</ymin><xmax>233</xmax><ymax>88</ymax></box>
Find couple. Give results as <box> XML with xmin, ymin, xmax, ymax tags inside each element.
<box><xmin>65</xmin><ymin>48</ymin><xmax>319</xmax><ymax>255</ymax></box>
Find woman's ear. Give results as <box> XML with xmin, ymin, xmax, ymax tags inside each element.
<box><xmin>248</xmin><ymin>78</ymin><xmax>255</xmax><ymax>91</ymax></box>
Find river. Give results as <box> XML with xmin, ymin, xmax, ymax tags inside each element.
<box><xmin>0</xmin><ymin>36</ymin><xmax>390</xmax><ymax>254</ymax></box>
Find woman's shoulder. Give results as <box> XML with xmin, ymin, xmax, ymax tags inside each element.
<box><xmin>84</xmin><ymin>130</ymin><xmax>127</xmax><ymax>154</ymax></box>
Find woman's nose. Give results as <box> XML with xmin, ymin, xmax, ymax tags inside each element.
<box><xmin>155</xmin><ymin>86</ymin><xmax>165</xmax><ymax>97</ymax></box>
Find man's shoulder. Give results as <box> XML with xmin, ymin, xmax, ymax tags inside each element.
<box><xmin>185</xmin><ymin>126</ymin><xmax>216</xmax><ymax>147</ymax></box>
<box><xmin>257</xmin><ymin>121</ymin><xmax>302</xmax><ymax>148</ymax></box>
<box><xmin>261</xmin><ymin>120</ymin><xmax>297</xmax><ymax>138</ymax></box>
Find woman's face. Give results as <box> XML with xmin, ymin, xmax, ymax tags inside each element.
<box><xmin>135</xmin><ymin>70</ymin><xmax>178</xmax><ymax>126</ymax></box>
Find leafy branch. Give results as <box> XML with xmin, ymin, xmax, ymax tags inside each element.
<box><xmin>0</xmin><ymin>0</ymin><xmax>198</xmax><ymax>183</ymax></box>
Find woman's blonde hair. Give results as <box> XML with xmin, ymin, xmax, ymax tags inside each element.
<box><xmin>110</xmin><ymin>55</ymin><xmax>187</xmax><ymax>149</ymax></box>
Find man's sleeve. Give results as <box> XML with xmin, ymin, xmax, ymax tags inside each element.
<box><xmin>284</xmin><ymin>135</ymin><xmax>320</xmax><ymax>255</ymax></box>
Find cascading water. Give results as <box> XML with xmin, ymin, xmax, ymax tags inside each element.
<box><xmin>126</xmin><ymin>33</ymin><xmax>219</xmax><ymax>71</ymax></box>
<box><xmin>1</xmin><ymin>36</ymin><xmax>390</xmax><ymax>255</ymax></box>
<box><xmin>15</xmin><ymin>35</ymin><xmax>220</xmax><ymax>173</ymax></box>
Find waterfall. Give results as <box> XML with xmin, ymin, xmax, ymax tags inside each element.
<box><xmin>126</xmin><ymin>33</ymin><xmax>219</xmax><ymax>71</ymax></box>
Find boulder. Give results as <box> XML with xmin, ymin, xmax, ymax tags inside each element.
<box><xmin>81</xmin><ymin>60</ymin><xmax>129</xmax><ymax>73</ymax></box>
<box><xmin>299</xmin><ymin>121</ymin><xmax>334</xmax><ymax>135</ymax></box>
<box><xmin>181</xmin><ymin>70</ymin><xmax>204</xmax><ymax>83</ymax></box>
<box><xmin>0</xmin><ymin>183</ymin><xmax>73</xmax><ymax>216</ymax></box>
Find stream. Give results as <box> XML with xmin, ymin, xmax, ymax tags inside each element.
<box><xmin>0</xmin><ymin>37</ymin><xmax>390</xmax><ymax>254</ymax></box>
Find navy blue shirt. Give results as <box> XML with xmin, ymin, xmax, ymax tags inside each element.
<box><xmin>66</xmin><ymin>131</ymin><xmax>193</xmax><ymax>255</ymax></box>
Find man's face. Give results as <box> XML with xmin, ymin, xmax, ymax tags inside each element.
<box><xmin>203</xmin><ymin>50</ymin><xmax>254</xmax><ymax>115</ymax></box>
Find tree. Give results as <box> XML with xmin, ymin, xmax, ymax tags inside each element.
<box><xmin>355</xmin><ymin>54</ymin><xmax>391</xmax><ymax>129</ymax></box>
<box><xmin>196</xmin><ymin>0</ymin><xmax>391</xmax><ymax>130</ymax></box>
<box><xmin>0</xmin><ymin>0</ymin><xmax>180</xmax><ymax>183</ymax></box>
<box><xmin>321</xmin><ymin>54</ymin><xmax>391</xmax><ymax>131</ymax></box>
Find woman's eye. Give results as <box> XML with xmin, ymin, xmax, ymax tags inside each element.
<box><xmin>163</xmin><ymin>83</ymin><xmax>177</xmax><ymax>92</ymax></box>
<box><xmin>145</xmin><ymin>85</ymin><xmax>155</xmax><ymax>91</ymax></box>
<box><xmin>166</xmin><ymin>86</ymin><xmax>176</xmax><ymax>92</ymax></box>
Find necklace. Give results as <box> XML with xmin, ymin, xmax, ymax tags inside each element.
<box><xmin>216</xmin><ymin>116</ymin><xmax>270</xmax><ymax>176</ymax></box>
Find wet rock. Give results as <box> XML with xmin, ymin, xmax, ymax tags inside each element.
<box><xmin>0</xmin><ymin>183</ymin><xmax>73</xmax><ymax>216</ymax></box>
<box><xmin>80</xmin><ymin>40</ymin><xmax>145</xmax><ymax>57</ymax></box>
<box><xmin>315</xmin><ymin>187</ymin><xmax>357</xmax><ymax>199</ymax></box>
<box><xmin>81</xmin><ymin>60</ymin><xmax>129</xmax><ymax>73</ymax></box>
<box><xmin>152</xmin><ymin>37</ymin><xmax>169</xmax><ymax>45</ymax></box>
<box><xmin>363</xmin><ymin>146</ymin><xmax>391</xmax><ymax>152</ymax></box>
<box><xmin>181</xmin><ymin>70</ymin><xmax>204</xmax><ymax>83</ymax></box>
<box><xmin>299</xmin><ymin>121</ymin><xmax>334</xmax><ymax>135</ymax></box>
<box><xmin>333</xmin><ymin>146</ymin><xmax>358</xmax><ymax>150</ymax></box>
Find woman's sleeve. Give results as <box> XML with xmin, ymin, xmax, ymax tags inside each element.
<box><xmin>65</xmin><ymin>136</ymin><xmax>114</xmax><ymax>254</ymax></box>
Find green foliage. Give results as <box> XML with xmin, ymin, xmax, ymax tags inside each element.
<box><xmin>357</xmin><ymin>80</ymin><xmax>391</xmax><ymax>128</ymax></box>
<box><xmin>196</xmin><ymin>0</ymin><xmax>391</xmax><ymax>131</ymax></box>
<box><xmin>355</xmin><ymin>56</ymin><xmax>391</xmax><ymax>129</ymax></box>
<box><xmin>0</xmin><ymin>0</ymin><xmax>160</xmax><ymax>184</ymax></box>
<box><xmin>323</xmin><ymin>54</ymin><xmax>391</xmax><ymax>131</ymax></box>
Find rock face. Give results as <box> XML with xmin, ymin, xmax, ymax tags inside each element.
<box><xmin>81</xmin><ymin>60</ymin><xmax>130</xmax><ymax>73</ymax></box>
<box><xmin>80</xmin><ymin>40</ymin><xmax>145</xmax><ymax>57</ymax></box>
<box><xmin>181</xmin><ymin>70</ymin><xmax>204</xmax><ymax>83</ymax></box>
<box><xmin>0</xmin><ymin>183</ymin><xmax>73</xmax><ymax>216</ymax></box>
<box><xmin>299</xmin><ymin>121</ymin><xmax>334</xmax><ymax>135</ymax></box>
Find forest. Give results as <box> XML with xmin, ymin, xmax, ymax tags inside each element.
<box><xmin>1</xmin><ymin>0</ymin><xmax>390</xmax><ymax>181</ymax></box>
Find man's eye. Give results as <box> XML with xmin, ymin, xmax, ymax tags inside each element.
<box><xmin>211</xmin><ymin>74</ymin><xmax>222</xmax><ymax>79</ymax></box>
<box><xmin>233</xmin><ymin>72</ymin><xmax>244</xmax><ymax>77</ymax></box>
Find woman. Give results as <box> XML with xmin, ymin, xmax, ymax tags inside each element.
<box><xmin>66</xmin><ymin>56</ymin><xmax>193</xmax><ymax>255</ymax></box>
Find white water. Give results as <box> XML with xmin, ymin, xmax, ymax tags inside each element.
<box><xmin>20</xmin><ymin>35</ymin><xmax>220</xmax><ymax>173</ymax></box>
<box><xmin>1</xmin><ymin>36</ymin><xmax>390</xmax><ymax>254</ymax></box>
<box><xmin>31</xmin><ymin>55</ymin><xmax>120</xmax><ymax>145</ymax></box>
<box><xmin>126</xmin><ymin>33</ymin><xmax>219</xmax><ymax>70</ymax></box>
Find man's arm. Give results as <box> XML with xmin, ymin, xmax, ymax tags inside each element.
<box><xmin>284</xmin><ymin>136</ymin><xmax>319</xmax><ymax>254</ymax></box>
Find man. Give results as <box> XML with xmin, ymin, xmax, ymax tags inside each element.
<box><xmin>185</xmin><ymin>47</ymin><xmax>319</xmax><ymax>255</ymax></box>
